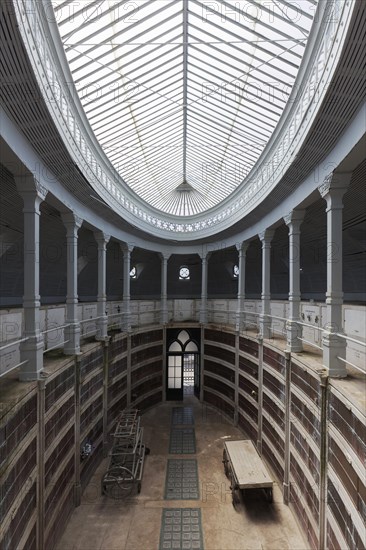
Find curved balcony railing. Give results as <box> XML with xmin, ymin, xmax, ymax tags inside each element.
<box><xmin>1</xmin><ymin>299</ymin><xmax>365</xmax><ymax>378</ymax></box>
<box><xmin>12</xmin><ymin>0</ymin><xmax>356</xmax><ymax>239</ymax></box>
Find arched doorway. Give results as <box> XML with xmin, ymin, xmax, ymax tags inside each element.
<box><xmin>166</xmin><ymin>328</ymin><xmax>200</xmax><ymax>401</ymax></box>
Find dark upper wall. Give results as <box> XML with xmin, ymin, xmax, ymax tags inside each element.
<box><xmin>0</xmin><ymin>159</ymin><xmax>365</xmax><ymax>306</ymax></box>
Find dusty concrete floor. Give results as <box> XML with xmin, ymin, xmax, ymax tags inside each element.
<box><xmin>56</xmin><ymin>398</ymin><xmax>310</xmax><ymax>550</ymax></box>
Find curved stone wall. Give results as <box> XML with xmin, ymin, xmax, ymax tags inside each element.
<box><xmin>0</xmin><ymin>327</ymin><xmax>163</xmax><ymax>550</ymax></box>
<box><xmin>203</xmin><ymin>326</ymin><xmax>366</xmax><ymax>550</ymax></box>
<box><xmin>1</xmin><ymin>325</ymin><xmax>364</xmax><ymax>550</ymax></box>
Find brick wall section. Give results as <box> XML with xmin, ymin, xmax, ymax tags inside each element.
<box><xmin>0</xmin><ymin>394</ymin><xmax>37</xmax><ymax>466</ymax></box>
<box><xmin>238</xmin><ymin>355</ymin><xmax>258</xmax><ymax>379</ymax></box>
<box><xmin>329</xmin><ymin>392</ymin><xmax>366</xmax><ymax>464</ymax></box>
<box><xmin>205</xmin><ymin>359</ymin><xmax>235</xmax><ymax>382</ymax></box>
<box><xmin>2</xmin><ymin>482</ymin><xmax>36</xmax><ymax>550</ymax></box>
<box><xmin>291</xmin><ymin>424</ymin><xmax>320</xmax><ymax>485</ymax></box>
<box><xmin>263</xmin><ymin>347</ymin><xmax>285</xmax><ymax>376</ymax></box>
<box><xmin>204</xmin><ymin>374</ymin><xmax>235</xmax><ymax>401</ymax></box>
<box><xmin>204</xmin><ymin>343</ymin><xmax>235</xmax><ymax>365</ymax></box>
<box><xmin>328</xmin><ymin>478</ymin><xmax>365</xmax><ymax>550</ymax></box>
<box><xmin>290</xmin><ymin>482</ymin><xmax>319</xmax><ymax>549</ymax></box>
<box><xmin>109</xmin><ymin>355</ymin><xmax>127</xmax><ymax>380</ymax></box>
<box><xmin>131</xmin><ymin>343</ymin><xmax>163</xmax><ymax>366</ymax></box>
<box><xmin>203</xmin><ymin>390</ymin><xmax>235</xmax><ymax>421</ymax></box>
<box><xmin>205</xmin><ymin>329</ymin><xmax>235</xmax><ymax>347</ymax></box>
<box><xmin>45</xmin><ymin>365</ymin><xmax>74</xmax><ymax>412</ymax></box>
<box><xmin>239</xmin><ymin>336</ymin><xmax>258</xmax><ymax>357</ymax></box>
<box><xmin>1</xmin><ymin>438</ymin><xmax>37</xmax><ymax>522</ymax></box>
<box><xmin>131</xmin><ymin>359</ymin><xmax>162</xmax><ymax>384</ymax></box>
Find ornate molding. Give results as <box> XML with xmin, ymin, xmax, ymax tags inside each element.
<box><xmin>258</xmin><ymin>229</ymin><xmax>274</xmax><ymax>243</ymax></box>
<box><xmin>61</xmin><ymin>211</ymin><xmax>83</xmax><ymax>229</ymax></box>
<box><xmin>318</xmin><ymin>173</ymin><xmax>333</xmax><ymax>198</ymax></box>
<box><xmin>94</xmin><ymin>231</ymin><xmax>110</xmax><ymax>244</ymax></box>
<box><xmin>120</xmin><ymin>242</ymin><xmax>134</xmax><ymax>254</ymax></box>
<box><xmin>283</xmin><ymin>209</ymin><xmax>306</xmax><ymax>227</ymax></box>
<box><xmin>236</xmin><ymin>241</ymin><xmax>250</xmax><ymax>253</ymax></box>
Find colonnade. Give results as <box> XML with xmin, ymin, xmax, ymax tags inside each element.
<box><xmin>14</xmin><ymin>172</ymin><xmax>351</xmax><ymax>381</ymax></box>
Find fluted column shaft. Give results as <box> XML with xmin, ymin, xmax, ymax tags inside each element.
<box><xmin>236</xmin><ymin>242</ymin><xmax>249</xmax><ymax>331</ymax></box>
<box><xmin>62</xmin><ymin>212</ymin><xmax>83</xmax><ymax>355</ymax></box>
<box><xmin>318</xmin><ymin>173</ymin><xmax>351</xmax><ymax>377</ymax></box>
<box><xmin>15</xmin><ymin>176</ymin><xmax>47</xmax><ymax>380</ymax></box>
<box><xmin>95</xmin><ymin>231</ymin><xmax>110</xmax><ymax>339</ymax></box>
<box><xmin>284</xmin><ymin>211</ymin><xmax>305</xmax><ymax>352</ymax></box>
<box><xmin>259</xmin><ymin>230</ymin><xmax>274</xmax><ymax>339</ymax></box>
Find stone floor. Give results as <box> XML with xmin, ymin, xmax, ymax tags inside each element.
<box><xmin>56</xmin><ymin>397</ymin><xmax>310</xmax><ymax>550</ymax></box>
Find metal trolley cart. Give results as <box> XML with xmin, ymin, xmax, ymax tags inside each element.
<box><xmin>222</xmin><ymin>440</ymin><xmax>273</xmax><ymax>507</ymax></box>
<box><xmin>102</xmin><ymin>409</ymin><xmax>146</xmax><ymax>499</ymax></box>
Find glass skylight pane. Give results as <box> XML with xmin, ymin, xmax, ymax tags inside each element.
<box><xmin>52</xmin><ymin>0</ymin><xmax>318</xmax><ymax>216</ymax></box>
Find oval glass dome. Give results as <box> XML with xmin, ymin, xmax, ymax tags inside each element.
<box><xmin>53</xmin><ymin>0</ymin><xmax>318</xmax><ymax>216</ymax></box>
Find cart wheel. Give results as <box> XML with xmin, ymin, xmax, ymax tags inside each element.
<box><xmin>102</xmin><ymin>466</ymin><xmax>135</xmax><ymax>499</ymax></box>
<box><xmin>222</xmin><ymin>449</ymin><xmax>230</xmax><ymax>478</ymax></box>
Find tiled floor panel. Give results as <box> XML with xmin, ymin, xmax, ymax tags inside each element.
<box><xmin>159</xmin><ymin>508</ymin><xmax>204</xmax><ymax>550</ymax></box>
<box><xmin>169</xmin><ymin>427</ymin><xmax>196</xmax><ymax>454</ymax></box>
<box><xmin>172</xmin><ymin>407</ymin><xmax>194</xmax><ymax>426</ymax></box>
<box><xmin>165</xmin><ymin>459</ymin><xmax>199</xmax><ymax>500</ymax></box>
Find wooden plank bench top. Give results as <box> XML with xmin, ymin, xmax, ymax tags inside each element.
<box><xmin>224</xmin><ymin>440</ymin><xmax>273</xmax><ymax>489</ymax></box>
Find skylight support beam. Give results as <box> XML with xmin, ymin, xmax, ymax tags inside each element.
<box><xmin>182</xmin><ymin>0</ymin><xmax>189</xmax><ymax>182</ymax></box>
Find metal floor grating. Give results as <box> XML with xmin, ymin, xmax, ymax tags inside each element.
<box><xmin>165</xmin><ymin>459</ymin><xmax>199</xmax><ymax>500</ymax></box>
<box><xmin>159</xmin><ymin>508</ymin><xmax>204</xmax><ymax>550</ymax></box>
<box><xmin>172</xmin><ymin>407</ymin><xmax>194</xmax><ymax>426</ymax></box>
<box><xmin>169</xmin><ymin>428</ymin><xmax>196</xmax><ymax>454</ymax></box>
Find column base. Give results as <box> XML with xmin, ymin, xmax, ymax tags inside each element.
<box><xmin>64</xmin><ymin>323</ymin><xmax>81</xmax><ymax>355</ymax></box>
<box><xmin>19</xmin><ymin>335</ymin><xmax>44</xmax><ymax>381</ymax></box>
<box><xmin>322</xmin><ymin>332</ymin><xmax>347</xmax><ymax>378</ymax></box>
<box><xmin>286</xmin><ymin>320</ymin><xmax>303</xmax><ymax>352</ymax></box>
<box><xmin>96</xmin><ymin>317</ymin><xmax>109</xmax><ymax>340</ymax></box>
<box><xmin>259</xmin><ymin>315</ymin><xmax>271</xmax><ymax>339</ymax></box>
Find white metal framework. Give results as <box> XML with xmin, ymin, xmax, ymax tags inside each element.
<box><xmin>53</xmin><ymin>0</ymin><xmax>318</xmax><ymax>216</ymax></box>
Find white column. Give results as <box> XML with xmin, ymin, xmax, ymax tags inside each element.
<box><xmin>94</xmin><ymin>231</ymin><xmax>110</xmax><ymax>340</ymax></box>
<box><xmin>121</xmin><ymin>243</ymin><xmax>133</xmax><ymax>331</ymax></box>
<box><xmin>160</xmin><ymin>253</ymin><xmax>170</xmax><ymax>325</ymax></box>
<box><xmin>61</xmin><ymin>212</ymin><xmax>83</xmax><ymax>355</ymax></box>
<box><xmin>259</xmin><ymin>230</ymin><xmax>274</xmax><ymax>339</ymax></box>
<box><xmin>283</xmin><ymin>210</ymin><xmax>305</xmax><ymax>352</ymax></box>
<box><xmin>15</xmin><ymin>176</ymin><xmax>47</xmax><ymax>381</ymax></box>
<box><xmin>235</xmin><ymin>242</ymin><xmax>249</xmax><ymax>331</ymax></box>
<box><xmin>318</xmin><ymin>172</ymin><xmax>351</xmax><ymax>378</ymax></box>
<box><xmin>199</xmin><ymin>252</ymin><xmax>209</xmax><ymax>324</ymax></box>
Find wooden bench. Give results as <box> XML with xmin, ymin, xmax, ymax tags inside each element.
<box><xmin>223</xmin><ymin>439</ymin><xmax>273</xmax><ymax>506</ymax></box>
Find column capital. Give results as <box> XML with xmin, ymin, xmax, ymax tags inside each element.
<box><xmin>94</xmin><ymin>230</ymin><xmax>110</xmax><ymax>245</ymax></box>
<box><xmin>283</xmin><ymin>209</ymin><xmax>306</xmax><ymax>228</ymax></box>
<box><xmin>198</xmin><ymin>250</ymin><xmax>211</xmax><ymax>261</ymax></box>
<box><xmin>160</xmin><ymin>252</ymin><xmax>171</xmax><ymax>262</ymax></box>
<box><xmin>120</xmin><ymin>242</ymin><xmax>134</xmax><ymax>254</ymax></box>
<box><xmin>235</xmin><ymin>241</ymin><xmax>250</xmax><ymax>253</ymax></box>
<box><xmin>15</xmin><ymin>175</ymin><xmax>48</xmax><ymax>212</ymax></box>
<box><xmin>15</xmin><ymin>175</ymin><xmax>48</xmax><ymax>200</ymax></box>
<box><xmin>318</xmin><ymin>172</ymin><xmax>351</xmax><ymax>200</ymax></box>
<box><xmin>258</xmin><ymin>229</ymin><xmax>275</xmax><ymax>244</ymax></box>
<box><xmin>61</xmin><ymin>211</ymin><xmax>83</xmax><ymax>231</ymax></box>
